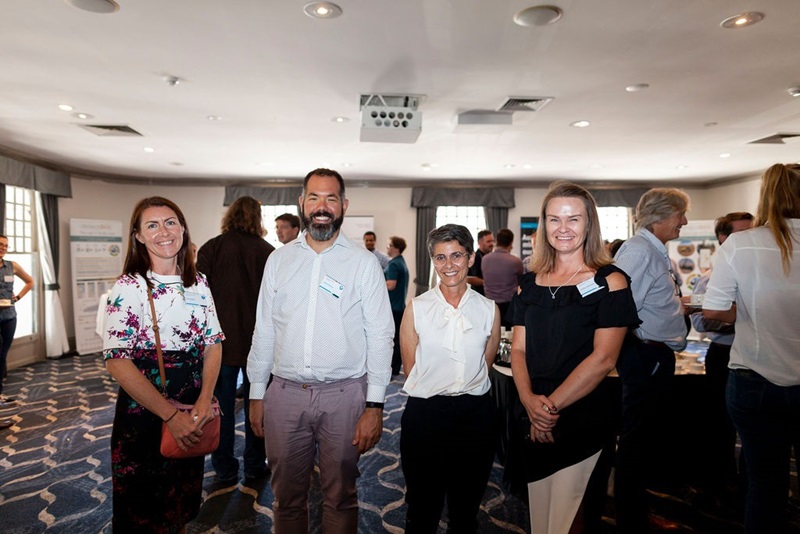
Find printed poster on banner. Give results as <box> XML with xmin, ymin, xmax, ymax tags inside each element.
<box><xmin>70</xmin><ymin>219</ymin><xmax>123</xmax><ymax>355</ymax></box>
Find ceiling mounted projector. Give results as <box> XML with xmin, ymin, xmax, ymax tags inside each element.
<box><xmin>360</xmin><ymin>94</ymin><xmax>422</xmax><ymax>143</ymax></box>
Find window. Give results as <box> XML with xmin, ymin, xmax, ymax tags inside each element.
<box><xmin>4</xmin><ymin>185</ymin><xmax>35</xmax><ymax>338</ymax></box>
<box><xmin>261</xmin><ymin>204</ymin><xmax>299</xmax><ymax>249</ymax></box>
<box><xmin>435</xmin><ymin>206</ymin><xmax>487</xmax><ymax>244</ymax></box>
<box><xmin>597</xmin><ymin>206</ymin><xmax>632</xmax><ymax>242</ymax></box>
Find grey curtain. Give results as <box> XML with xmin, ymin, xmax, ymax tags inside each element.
<box><xmin>224</xmin><ymin>185</ymin><xmax>303</xmax><ymax>207</ymax></box>
<box><xmin>411</xmin><ymin>187</ymin><xmax>515</xmax><ymax>208</ymax></box>
<box><xmin>0</xmin><ymin>154</ymin><xmax>71</xmax><ymax>197</ymax></box>
<box><xmin>40</xmin><ymin>194</ymin><xmax>60</xmax><ymax>282</ymax></box>
<box><xmin>413</xmin><ymin>207</ymin><xmax>436</xmax><ymax>296</ymax></box>
<box><xmin>484</xmin><ymin>207</ymin><xmax>508</xmax><ymax>235</ymax></box>
<box><xmin>588</xmin><ymin>187</ymin><xmax>649</xmax><ymax>208</ymax></box>
<box><xmin>411</xmin><ymin>187</ymin><xmax>514</xmax><ymax>295</ymax></box>
<box><xmin>0</xmin><ymin>186</ymin><xmax>4</xmax><ymax>234</ymax></box>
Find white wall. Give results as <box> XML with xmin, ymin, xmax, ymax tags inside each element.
<box><xmin>8</xmin><ymin>175</ymin><xmax>763</xmax><ymax>367</ymax></box>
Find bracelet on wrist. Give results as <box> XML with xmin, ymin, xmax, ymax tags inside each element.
<box><xmin>164</xmin><ymin>409</ymin><xmax>179</xmax><ymax>423</ymax></box>
<box><xmin>365</xmin><ymin>401</ymin><xmax>384</xmax><ymax>410</ymax></box>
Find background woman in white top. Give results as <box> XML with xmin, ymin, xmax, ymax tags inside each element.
<box><xmin>703</xmin><ymin>163</ymin><xmax>800</xmax><ymax>534</ymax></box>
<box><xmin>399</xmin><ymin>224</ymin><xmax>501</xmax><ymax>534</ymax></box>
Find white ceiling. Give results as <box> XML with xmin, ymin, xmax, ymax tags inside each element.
<box><xmin>2</xmin><ymin>0</ymin><xmax>800</xmax><ymax>187</ymax></box>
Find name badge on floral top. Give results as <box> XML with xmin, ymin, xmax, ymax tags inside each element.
<box><xmin>184</xmin><ymin>292</ymin><xmax>208</xmax><ymax>307</ymax></box>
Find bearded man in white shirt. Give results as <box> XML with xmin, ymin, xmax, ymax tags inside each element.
<box><xmin>248</xmin><ymin>168</ymin><xmax>395</xmax><ymax>533</ymax></box>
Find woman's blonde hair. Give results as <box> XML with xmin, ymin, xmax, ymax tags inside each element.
<box><xmin>530</xmin><ymin>181</ymin><xmax>612</xmax><ymax>274</ymax></box>
<box><xmin>754</xmin><ymin>163</ymin><xmax>800</xmax><ymax>275</ymax></box>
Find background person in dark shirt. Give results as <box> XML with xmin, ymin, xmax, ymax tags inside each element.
<box><xmin>197</xmin><ymin>196</ymin><xmax>274</xmax><ymax>482</ymax></box>
<box><xmin>385</xmin><ymin>236</ymin><xmax>409</xmax><ymax>376</ymax></box>
<box><xmin>466</xmin><ymin>230</ymin><xmax>494</xmax><ymax>296</ymax></box>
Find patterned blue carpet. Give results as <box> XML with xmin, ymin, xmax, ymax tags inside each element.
<box><xmin>0</xmin><ymin>353</ymin><xmax>797</xmax><ymax>533</ymax></box>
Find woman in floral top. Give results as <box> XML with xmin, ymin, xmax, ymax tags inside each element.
<box><xmin>103</xmin><ymin>196</ymin><xmax>224</xmax><ymax>533</ymax></box>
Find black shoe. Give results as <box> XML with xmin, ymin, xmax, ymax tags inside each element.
<box><xmin>0</xmin><ymin>394</ymin><xmax>16</xmax><ymax>403</ymax></box>
<box><xmin>0</xmin><ymin>418</ymin><xmax>13</xmax><ymax>430</ymax></box>
<box><xmin>244</xmin><ymin>464</ymin><xmax>271</xmax><ymax>481</ymax></box>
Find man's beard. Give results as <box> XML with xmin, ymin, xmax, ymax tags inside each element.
<box><xmin>302</xmin><ymin>209</ymin><xmax>344</xmax><ymax>242</ymax></box>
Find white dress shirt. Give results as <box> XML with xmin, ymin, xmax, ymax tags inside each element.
<box><xmin>614</xmin><ymin>228</ymin><xmax>687</xmax><ymax>351</ymax></box>
<box><xmin>402</xmin><ymin>285</ymin><xmax>495</xmax><ymax>398</ymax></box>
<box><xmin>247</xmin><ymin>231</ymin><xmax>395</xmax><ymax>402</ymax></box>
<box><xmin>703</xmin><ymin>221</ymin><xmax>800</xmax><ymax>386</ymax></box>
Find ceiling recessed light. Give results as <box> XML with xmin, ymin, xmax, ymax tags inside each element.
<box><xmin>342</xmin><ymin>162</ymin><xmax>352</xmax><ymax>168</ymax></box>
<box><xmin>421</xmin><ymin>163</ymin><xmax>433</xmax><ymax>172</ymax></box>
<box><xmin>143</xmin><ymin>147</ymin><xmax>155</xmax><ymax>153</ymax></box>
<box><xmin>165</xmin><ymin>76</ymin><xmax>182</xmax><ymax>87</ymax></box>
<box><xmin>787</xmin><ymin>87</ymin><xmax>800</xmax><ymax>97</ymax></box>
<box><xmin>704</xmin><ymin>122</ymin><xmax>719</xmax><ymax>127</ymax></box>
<box><xmin>523</xmin><ymin>164</ymin><xmax>532</xmax><ymax>169</ymax></box>
<box><xmin>504</xmin><ymin>164</ymin><xmax>515</xmax><ymax>169</ymax></box>
<box><xmin>719</xmin><ymin>153</ymin><xmax>732</xmax><ymax>158</ymax></box>
<box><xmin>720</xmin><ymin>12</ymin><xmax>764</xmax><ymax>29</ymax></box>
<box><xmin>58</xmin><ymin>104</ymin><xmax>74</xmax><ymax>111</ymax></box>
<box><xmin>72</xmin><ymin>112</ymin><xmax>93</xmax><ymax>119</ymax></box>
<box><xmin>513</xmin><ymin>5</ymin><xmax>563</xmax><ymax>27</ymax></box>
<box><xmin>331</xmin><ymin>116</ymin><xmax>349</xmax><ymax>123</ymax></box>
<box><xmin>206</xmin><ymin>115</ymin><xmax>222</xmax><ymax>121</ymax></box>
<box><xmin>625</xmin><ymin>83</ymin><xmax>650</xmax><ymax>92</ymax></box>
<box><xmin>570</xmin><ymin>120</ymin><xmax>591</xmax><ymax>128</ymax></box>
<box><xmin>63</xmin><ymin>0</ymin><xmax>119</xmax><ymax>14</ymax></box>
<box><xmin>304</xmin><ymin>2</ymin><xmax>342</xmax><ymax>19</ymax></box>
<box><xmin>676</xmin><ymin>165</ymin><xmax>688</xmax><ymax>170</ymax></box>
<box><xmin>169</xmin><ymin>162</ymin><xmax>184</xmax><ymax>166</ymax></box>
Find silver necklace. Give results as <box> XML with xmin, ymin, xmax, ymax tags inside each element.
<box><xmin>546</xmin><ymin>264</ymin><xmax>584</xmax><ymax>300</ymax></box>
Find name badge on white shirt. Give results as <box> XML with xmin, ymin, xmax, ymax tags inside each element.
<box><xmin>184</xmin><ymin>292</ymin><xmax>208</xmax><ymax>307</ymax></box>
<box><xmin>4</xmin><ymin>275</ymin><xmax>13</xmax><ymax>283</ymax></box>
<box><xmin>577</xmin><ymin>277</ymin><xmax>604</xmax><ymax>298</ymax></box>
<box><xmin>319</xmin><ymin>275</ymin><xmax>344</xmax><ymax>299</ymax></box>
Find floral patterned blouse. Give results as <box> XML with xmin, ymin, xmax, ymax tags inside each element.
<box><xmin>103</xmin><ymin>272</ymin><xmax>224</xmax><ymax>360</ymax></box>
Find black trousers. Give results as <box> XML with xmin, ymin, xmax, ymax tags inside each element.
<box><xmin>614</xmin><ymin>335</ymin><xmax>675</xmax><ymax>533</ymax></box>
<box><xmin>701</xmin><ymin>341</ymin><xmax>738</xmax><ymax>493</ymax></box>
<box><xmin>401</xmin><ymin>393</ymin><xmax>498</xmax><ymax>534</ymax></box>
<box><xmin>391</xmin><ymin>309</ymin><xmax>404</xmax><ymax>375</ymax></box>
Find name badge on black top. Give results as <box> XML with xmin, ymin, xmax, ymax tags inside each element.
<box><xmin>577</xmin><ymin>278</ymin><xmax>603</xmax><ymax>298</ymax></box>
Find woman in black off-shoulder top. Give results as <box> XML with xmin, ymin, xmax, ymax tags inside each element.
<box><xmin>509</xmin><ymin>182</ymin><xmax>640</xmax><ymax>533</ymax></box>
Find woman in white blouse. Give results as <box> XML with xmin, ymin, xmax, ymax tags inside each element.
<box><xmin>703</xmin><ymin>163</ymin><xmax>800</xmax><ymax>534</ymax></box>
<box><xmin>399</xmin><ymin>224</ymin><xmax>501</xmax><ymax>534</ymax></box>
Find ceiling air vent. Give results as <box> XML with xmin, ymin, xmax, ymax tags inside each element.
<box><xmin>748</xmin><ymin>133</ymin><xmax>800</xmax><ymax>144</ymax></box>
<box><xmin>497</xmin><ymin>97</ymin><xmax>554</xmax><ymax>113</ymax></box>
<box><xmin>78</xmin><ymin>124</ymin><xmax>143</xmax><ymax>137</ymax></box>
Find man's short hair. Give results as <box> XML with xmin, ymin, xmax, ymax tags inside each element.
<box><xmin>634</xmin><ymin>188</ymin><xmax>691</xmax><ymax>231</ymax></box>
<box><xmin>363</xmin><ymin>231</ymin><xmax>376</xmax><ymax>239</ymax></box>
<box><xmin>495</xmin><ymin>228</ymin><xmax>514</xmax><ymax>247</ymax></box>
<box><xmin>389</xmin><ymin>236</ymin><xmax>406</xmax><ymax>254</ymax></box>
<box><xmin>477</xmin><ymin>230</ymin><xmax>492</xmax><ymax>241</ymax></box>
<box><xmin>303</xmin><ymin>168</ymin><xmax>345</xmax><ymax>199</ymax></box>
<box><xmin>714</xmin><ymin>212</ymin><xmax>753</xmax><ymax>239</ymax></box>
<box><xmin>275</xmin><ymin>213</ymin><xmax>300</xmax><ymax>229</ymax></box>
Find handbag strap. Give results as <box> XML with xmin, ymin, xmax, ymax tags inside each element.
<box><xmin>147</xmin><ymin>285</ymin><xmax>168</xmax><ymax>398</ymax></box>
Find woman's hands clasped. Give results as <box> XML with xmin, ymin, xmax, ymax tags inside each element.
<box><xmin>521</xmin><ymin>392</ymin><xmax>559</xmax><ymax>444</ymax></box>
<box><xmin>164</xmin><ymin>397</ymin><xmax>216</xmax><ymax>452</ymax></box>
